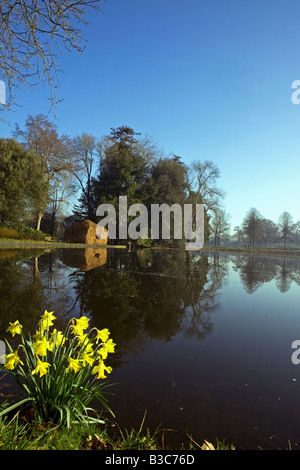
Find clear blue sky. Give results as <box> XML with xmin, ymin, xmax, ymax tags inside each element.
<box><xmin>1</xmin><ymin>0</ymin><xmax>300</xmax><ymax>231</ymax></box>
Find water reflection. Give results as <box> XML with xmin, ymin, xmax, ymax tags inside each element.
<box><xmin>1</xmin><ymin>248</ymin><xmax>300</xmax><ymax>343</ymax></box>
<box><xmin>0</xmin><ymin>249</ymin><xmax>46</xmax><ymax>337</ymax></box>
<box><xmin>1</xmin><ymin>248</ymin><xmax>300</xmax><ymax>449</ymax></box>
<box><xmin>66</xmin><ymin>249</ymin><xmax>221</xmax><ymax>363</ymax></box>
<box><xmin>0</xmin><ymin>249</ymin><xmax>208</xmax><ymax>344</ymax></box>
<box><xmin>227</xmin><ymin>253</ymin><xmax>300</xmax><ymax>294</ymax></box>
<box><xmin>62</xmin><ymin>248</ymin><xmax>107</xmax><ymax>272</ymax></box>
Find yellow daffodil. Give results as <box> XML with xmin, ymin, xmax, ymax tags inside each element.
<box><xmin>6</xmin><ymin>320</ymin><xmax>22</xmax><ymax>337</ymax></box>
<box><xmin>80</xmin><ymin>352</ymin><xmax>94</xmax><ymax>367</ymax></box>
<box><xmin>77</xmin><ymin>316</ymin><xmax>89</xmax><ymax>329</ymax></box>
<box><xmin>95</xmin><ymin>328</ymin><xmax>110</xmax><ymax>344</ymax></box>
<box><xmin>76</xmin><ymin>333</ymin><xmax>88</xmax><ymax>344</ymax></box>
<box><xmin>32</xmin><ymin>336</ymin><xmax>51</xmax><ymax>357</ymax></box>
<box><xmin>86</xmin><ymin>341</ymin><xmax>94</xmax><ymax>352</ymax></box>
<box><xmin>92</xmin><ymin>360</ymin><xmax>112</xmax><ymax>380</ymax></box>
<box><xmin>49</xmin><ymin>329</ymin><xmax>67</xmax><ymax>348</ymax></box>
<box><xmin>80</xmin><ymin>339</ymin><xmax>94</xmax><ymax>355</ymax></box>
<box><xmin>71</xmin><ymin>324</ymin><xmax>83</xmax><ymax>336</ymax></box>
<box><xmin>75</xmin><ymin>316</ymin><xmax>89</xmax><ymax>331</ymax></box>
<box><xmin>71</xmin><ymin>316</ymin><xmax>89</xmax><ymax>337</ymax></box>
<box><xmin>65</xmin><ymin>356</ymin><xmax>81</xmax><ymax>374</ymax></box>
<box><xmin>97</xmin><ymin>338</ymin><xmax>116</xmax><ymax>360</ymax></box>
<box><xmin>40</xmin><ymin>310</ymin><xmax>56</xmax><ymax>330</ymax></box>
<box><xmin>42</xmin><ymin>310</ymin><xmax>56</xmax><ymax>320</ymax></box>
<box><xmin>32</xmin><ymin>357</ymin><xmax>50</xmax><ymax>377</ymax></box>
<box><xmin>33</xmin><ymin>330</ymin><xmax>42</xmax><ymax>341</ymax></box>
<box><xmin>3</xmin><ymin>350</ymin><xmax>24</xmax><ymax>370</ymax></box>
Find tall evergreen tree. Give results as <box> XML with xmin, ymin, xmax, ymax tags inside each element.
<box><xmin>0</xmin><ymin>138</ymin><xmax>46</xmax><ymax>225</ymax></box>
<box><xmin>83</xmin><ymin>126</ymin><xmax>214</xmax><ymax>247</ymax></box>
<box><xmin>93</xmin><ymin>126</ymin><xmax>155</xmax><ymax>242</ymax></box>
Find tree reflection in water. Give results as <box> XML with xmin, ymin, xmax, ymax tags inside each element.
<box><xmin>0</xmin><ymin>248</ymin><xmax>299</xmax><ymax>359</ymax></box>
<box><xmin>1</xmin><ymin>247</ymin><xmax>300</xmax><ymax>449</ymax></box>
<box><xmin>229</xmin><ymin>253</ymin><xmax>300</xmax><ymax>294</ymax></box>
<box><xmin>64</xmin><ymin>249</ymin><xmax>227</xmax><ymax>359</ymax></box>
<box><xmin>0</xmin><ymin>247</ymin><xmax>226</xmax><ymax>366</ymax></box>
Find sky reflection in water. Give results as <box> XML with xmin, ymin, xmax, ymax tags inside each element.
<box><xmin>0</xmin><ymin>248</ymin><xmax>300</xmax><ymax>449</ymax></box>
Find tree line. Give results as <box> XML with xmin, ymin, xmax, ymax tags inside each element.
<box><xmin>231</xmin><ymin>208</ymin><xmax>300</xmax><ymax>248</ymax></box>
<box><xmin>0</xmin><ymin>114</ymin><xmax>298</xmax><ymax>248</ymax></box>
<box><xmin>0</xmin><ymin>115</ymin><xmax>226</xmax><ymax>245</ymax></box>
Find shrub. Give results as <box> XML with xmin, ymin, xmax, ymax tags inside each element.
<box><xmin>0</xmin><ymin>311</ymin><xmax>116</xmax><ymax>427</ymax></box>
<box><xmin>0</xmin><ymin>227</ymin><xmax>20</xmax><ymax>239</ymax></box>
<box><xmin>14</xmin><ymin>225</ymin><xmax>48</xmax><ymax>241</ymax></box>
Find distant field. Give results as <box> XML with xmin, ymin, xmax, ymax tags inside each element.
<box><xmin>203</xmin><ymin>245</ymin><xmax>300</xmax><ymax>257</ymax></box>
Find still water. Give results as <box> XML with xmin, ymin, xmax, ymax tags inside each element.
<box><xmin>0</xmin><ymin>247</ymin><xmax>300</xmax><ymax>450</ymax></box>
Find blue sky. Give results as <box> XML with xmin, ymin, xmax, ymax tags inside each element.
<box><xmin>1</xmin><ymin>0</ymin><xmax>300</xmax><ymax>231</ymax></box>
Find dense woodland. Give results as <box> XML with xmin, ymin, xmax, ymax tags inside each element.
<box><xmin>0</xmin><ymin>114</ymin><xmax>299</xmax><ymax>248</ymax></box>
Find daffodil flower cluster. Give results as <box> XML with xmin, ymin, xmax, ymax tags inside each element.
<box><xmin>1</xmin><ymin>311</ymin><xmax>115</xmax><ymax>379</ymax></box>
<box><xmin>0</xmin><ymin>310</ymin><xmax>116</xmax><ymax>426</ymax></box>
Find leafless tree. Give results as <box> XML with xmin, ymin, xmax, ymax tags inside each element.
<box><xmin>210</xmin><ymin>208</ymin><xmax>231</xmax><ymax>246</ymax></box>
<box><xmin>0</xmin><ymin>0</ymin><xmax>106</xmax><ymax>113</ymax></box>
<box><xmin>278</xmin><ymin>211</ymin><xmax>294</xmax><ymax>247</ymax></box>
<box><xmin>72</xmin><ymin>132</ymin><xmax>98</xmax><ymax>219</ymax></box>
<box><xmin>293</xmin><ymin>220</ymin><xmax>300</xmax><ymax>245</ymax></box>
<box><xmin>188</xmin><ymin>160</ymin><xmax>225</xmax><ymax>212</ymax></box>
<box><xmin>14</xmin><ymin>113</ymin><xmax>75</xmax><ymax>230</ymax></box>
<box><xmin>232</xmin><ymin>225</ymin><xmax>244</xmax><ymax>246</ymax></box>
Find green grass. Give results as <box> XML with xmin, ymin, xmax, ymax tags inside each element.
<box><xmin>0</xmin><ymin>410</ymin><xmax>234</xmax><ymax>450</ymax></box>
<box><xmin>0</xmin><ymin>238</ymin><xmax>126</xmax><ymax>249</ymax></box>
<box><xmin>0</xmin><ymin>225</ymin><xmax>51</xmax><ymax>242</ymax></box>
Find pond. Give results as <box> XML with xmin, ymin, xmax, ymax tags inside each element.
<box><xmin>0</xmin><ymin>246</ymin><xmax>300</xmax><ymax>450</ymax></box>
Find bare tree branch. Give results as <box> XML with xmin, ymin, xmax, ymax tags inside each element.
<box><xmin>0</xmin><ymin>0</ymin><xmax>106</xmax><ymax>114</ymax></box>
<box><xmin>188</xmin><ymin>159</ymin><xmax>225</xmax><ymax>212</ymax></box>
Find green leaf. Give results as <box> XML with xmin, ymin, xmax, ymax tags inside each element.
<box><xmin>0</xmin><ymin>398</ymin><xmax>32</xmax><ymax>417</ymax></box>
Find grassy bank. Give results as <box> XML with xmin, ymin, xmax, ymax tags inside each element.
<box><xmin>0</xmin><ymin>413</ymin><xmax>233</xmax><ymax>451</ymax></box>
<box><xmin>1</xmin><ymin>412</ymin><xmax>294</xmax><ymax>450</ymax></box>
<box><xmin>0</xmin><ymin>238</ymin><xmax>126</xmax><ymax>249</ymax></box>
<box><xmin>203</xmin><ymin>245</ymin><xmax>300</xmax><ymax>257</ymax></box>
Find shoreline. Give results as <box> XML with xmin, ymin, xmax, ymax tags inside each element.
<box><xmin>0</xmin><ymin>240</ymin><xmax>299</xmax><ymax>257</ymax></box>
<box><xmin>202</xmin><ymin>245</ymin><xmax>300</xmax><ymax>257</ymax></box>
